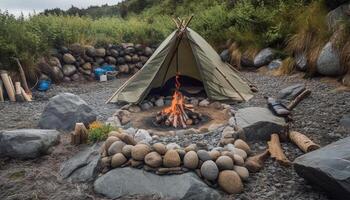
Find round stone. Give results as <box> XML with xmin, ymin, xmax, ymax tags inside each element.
<box><xmin>166</xmin><ymin>143</ymin><xmax>181</xmax><ymax>150</ymax></box>
<box><xmin>176</xmin><ymin>149</ymin><xmax>186</xmax><ymax>160</ymax></box>
<box><xmin>216</xmin><ymin>156</ymin><xmax>234</xmax><ymax>170</ymax></box>
<box><xmin>218</xmin><ymin>170</ymin><xmax>243</xmax><ymax>194</ymax></box>
<box><xmin>233</xmin><ymin>154</ymin><xmax>244</xmax><ymax>166</ymax></box>
<box><xmin>144</xmin><ymin>152</ymin><xmax>162</xmax><ymax>168</ymax></box>
<box><xmin>163</xmin><ymin>150</ymin><xmax>181</xmax><ymax>167</ymax></box>
<box><xmin>131</xmin><ymin>144</ymin><xmax>151</xmax><ymax>161</ymax></box>
<box><xmin>104</xmin><ymin>136</ymin><xmax>120</xmax><ymax>150</ymax></box>
<box><xmin>111</xmin><ymin>153</ymin><xmax>127</xmax><ymax>168</ymax></box>
<box><xmin>234</xmin><ymin>139</ymin><xmax>251</xmax><ymax>155</ymax></box>
<box><xmin>197</xmin><ymin>150</ymin><xmax>211</xmax><ymax>161</ymax></box>
<box><xmin>221</xmin><ymin>151</ymin><xmax>235</xmax><ymax>162</ymax></box>
<box><xmin>232</xmin><ymin>148</ymin><xmax>247</xmax><ymax>160</ymax></box>
<box><xmin>183</xmin><ymin>151</ymin><xmax>199</xmax><ymax>169</ymax></box>
<box><xmin>108</xmin><ymin>141</ymin><xmax>126</xmax><ymax>156</ymax></box>
<box><xmin>122</xmin><ymin>145</ymin><xmax>133</xmax><ymax>158</ymax></box>
<box><xmin>184</xmin><ymin>144</ymin><xmax>197</xmax><ymax>152</ymax></box>
<box><xmin>233</xmin><ymin>165</ymin><xmax>249</xmax><ymax>181</ymax></box>
<box><xmin>101</xmin><ymin>157</ymin><xmax>111</xmax><ymax>168</ymax></box>
<box><xmin>200</xmin><ymin>160</ymin><xmax>219</xmax><ymax>181</ymax></box>
<box><xmin>152</xmin><ymin>143</ymin><xmax>167</xmax><ymax>155</ymax></box>
<box><xmin>209</xmin><ymin>150</ymin><xmax>221</xmax><ymax>161</ymax></box>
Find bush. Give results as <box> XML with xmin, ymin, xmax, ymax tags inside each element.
<box><xmin>88</xmin><ymin>121</ymin><xmax>116</xmax><ymax>142</ymax></box>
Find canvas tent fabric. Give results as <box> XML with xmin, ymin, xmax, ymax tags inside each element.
<box><xmin>107</xmin><ymin>28</ymin><xmax>254</xmax><ymax>104</ymax></box>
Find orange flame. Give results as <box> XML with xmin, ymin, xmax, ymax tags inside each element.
<box><xmin>162</xmin><ymin>74</ymin><xmax>184</xmax><ymax>115</ymax></box>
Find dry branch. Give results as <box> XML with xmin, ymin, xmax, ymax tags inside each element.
<box><xmin>287</xmin><ymin>89</ymin><xmax>311</xmax><ymax>110</ymax></box>
<box><xmin>268</xmin><ymin>133</ymin><xmax>291</xmax><ymax>166</ymax></box>
<box><xmin>244</xmin><ymin>149</ymin><xmax>270</xmax><ymax>172</ymax></box>
<box><xmin>289</xmin><ymin>131</ymin><xmax>320</xmax><ymax>153</ymax></box>
<box><xmin>14</xmin><ymin>58</ymin><xmax>30</xmax><ymax>94</ymax></box>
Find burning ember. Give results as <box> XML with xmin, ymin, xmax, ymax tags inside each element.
<box><xmin>155</xmin><ymin>75</ymin><xmax>202</xmax><ymax>128</ymax></box>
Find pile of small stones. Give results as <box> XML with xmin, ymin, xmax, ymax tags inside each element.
<box><xmin>37</xmin><ymin>43</ymin><xmax>155</xmax><ymax>83</ymax></box>
<box><xmin>99</xmin><ymin>126</ymin><xmax>252</xmax><ymax>194</ymax></box>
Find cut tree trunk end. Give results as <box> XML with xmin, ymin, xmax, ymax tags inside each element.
<box><xmin>71</xmin><ymin>123</ymin><xmax>89</xmax><ymax>145</ymax></box>
<box><xmin>289</xmin><ymin>131</ymin><xmax>320</xmax><ymax>153</ymax></box>
<box><xmin>268</xmin><ymin>133</ymin><xmax>291</xmax><ymax>166</ymax></box>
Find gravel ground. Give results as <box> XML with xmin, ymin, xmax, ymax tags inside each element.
<box><xmin>1</xmin><ymin>72</ymin><xmax>349</xmax><ymax>200</ymax></box>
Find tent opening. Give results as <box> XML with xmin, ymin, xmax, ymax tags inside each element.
<box><xmin>148</xmin><ymin>75</ymin><xmax>204</xmax><ymax>97</ymax></box>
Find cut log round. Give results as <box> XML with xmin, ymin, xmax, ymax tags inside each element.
<box><xmin>289</xmin><ymin>131</ymin><xmax>320</xmax><ymax>153</ymax></box>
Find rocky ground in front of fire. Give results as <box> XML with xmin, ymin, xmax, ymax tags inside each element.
<box><xmin>0</xmin><ymin>71</ymin><xmax>349</xmax><ymax>200</ymax></box>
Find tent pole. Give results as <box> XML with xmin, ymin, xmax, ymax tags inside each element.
<box><xmin>227</xmin><ymin>63</ymin><xmax>255</xmax><ymax>87</ymax></box>
<box><xmin>215</xmin><ymin>67</ymin><xmax>246</xmax><ymax>101</ymax></box>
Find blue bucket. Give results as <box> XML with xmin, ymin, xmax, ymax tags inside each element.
<box><xmin>38</xmin><ymin>80</ymin><xmax>51</xmax><ymax>91</ymax></box>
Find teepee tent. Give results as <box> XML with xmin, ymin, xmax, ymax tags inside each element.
<box><xmin>107</xmin><ymin>17</ymin><xmax>254</xmax><ymax>104</ymax></box>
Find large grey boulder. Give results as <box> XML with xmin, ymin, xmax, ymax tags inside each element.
<box><xmin>277</xmin><ymin>83</ymin><xmax>305</xmax><ymax>100</ymax></box>
<box><xmin>94</xmin><ymin>168</ymin><xmax>221</xmax><ymax>200</ymax></box>
<box><xmin>327</xmin><ymin>2</ymin><xmax>350</xmax><ymax>29</ymax></box>
<box><xmin>317</xmin><ymin>42</ymin><xmax>345</xmax><ymax>76</ymax></box>
<box><xmin>253</xmin><ymin>48</ymin><xmax>275</xmax><ymax>67</ymax></box>
<box><xmin>294</xmin><ymin>137</ymin><xmax>350</xmax><ymax>199</ymax></box>
<box><xmin>229</xmin><ymin>107</ymin><xmax>286</xmax><ymax>141</ymax></box>
<box><xmin>0</xmin><ymin>129</ymin><xmax>60</xmax><ymax>159</ymax></box>
<box><xmin>38</xmin><ymin>93</ymin><xmax>97</xmax><ymax>131</ymax></box>
<box><xmin>340</xmin><ymin>114</ymin><xmax>350</xmax><ymax>129</ymax></box>
<box><xmin>60</xmin><ymin>143</ymin><xmax>101</xmax><ymax>183</ymax></box>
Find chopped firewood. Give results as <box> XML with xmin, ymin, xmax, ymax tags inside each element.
<box><xmin>20</xmin><ymin>87</ymin><xmax>32</xmax><ymax>102</ymax></box>
<box><xmin>15</xmin><ymin>82</ymin><xmax>24</xmax><ymax>102</ymax></box>
<box><xmin>287</xmin><ymin>89</ymin><xmax>311</xmax><ymax>110</ymax></box>
<box><xmin>71</xmin><ymin>123</ymin><xmax>88</xmax><ymax>145</ymax></box>
<box><xmin>0</xmin><ymin>79</ymin><xmax>4</xmax><ymax>102</ymax></box>
<box><xmin>289</xmin><ymin>131</ymin><xmax>320</xmax><ymax>153</ymax></box>
<box><xmin>268</xmin><ymin>134</ymin><xmax>291</xmax><ymax>166</ymax></box>
<box><xmin>244</xmin><ymin>149</ymin><xmax>270</xmax><ymax>173</ymax></box>
<box><xmin>0</xmin><ymin>71</ymin><xmax>16</xmax><ymax>102</ymax></box>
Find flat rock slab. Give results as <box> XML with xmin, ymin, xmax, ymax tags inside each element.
<box><xmin>60</xmin><ymin>143</ymin><xmax>101</xmax><ymax>183</ymax></box>
<box><xmin>277</xmin><ymin>83</ymin><xmax>305</xmax><ymax>100</ymax></box>
<box><xmin>94</xmin><ymin>168</ymin><xmax>222</xmax><ymax>200</ymax></box>
<box><xmin>38</xmin><ymin>93</ymin><xmax>97</xmax><ymax>131</ymax></box>
<box><xmin>0</xmin><ymin>129</ymin><xmax>60</xmax><ymax>159</ymax></box>
<box><xmin>294</xmin><ymin>136</ymin><xmax>350</xmax><ymax>199</ymax></box>
<box><xmin>230</xmin><ymin>107</ymin><xmax>286</xmax><ymax>141</ymax></box>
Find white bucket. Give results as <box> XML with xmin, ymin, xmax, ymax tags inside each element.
<box><xmin>99</xmin><ymin>74</ymin><xmax>107</xmax><ymax>82</ymax></box>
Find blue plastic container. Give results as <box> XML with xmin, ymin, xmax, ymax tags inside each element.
<box><xmin>38</xmin><ymin>80</ymin><xmax>51</xmax><ymax>91</ymax></box>
<box><xmin>94</xmin><ymin>68</ymin><xmax>107</xmax><ymax>80</ymax></box>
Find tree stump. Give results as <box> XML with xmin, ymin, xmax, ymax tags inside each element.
<box><xmin>71</xmin><ymin>123</ymin><xmax>89</xmax><ymax>145</ymax></box>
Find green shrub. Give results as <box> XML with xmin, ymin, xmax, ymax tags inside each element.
<box><xmin>88</xmin><ymin>121</ymin><xmax>116</xmax><ymax>142</ymax></box>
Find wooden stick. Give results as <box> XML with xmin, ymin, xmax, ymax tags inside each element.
<box><xmin>14</xmin><ymin>58</ymin><xmax>30</xmax><ymax>94</ymax></box>
<box><xmin>268</xmin><ymin>134</ymin><xmax>291</xmax><ymax>166</ymax></box>
<box><xmin>215</xmin><ymin>67</ymin><xmax>246</xmax><ymax>101</ymax></box>
<box><xmin>289</xmin><ymin>131</ymin><xmax>320</xmax><ymax>153</ymax></box>
<box><xmin>0</xmin><ymin>79</ymin><xmax>4</xmax><ymax>102</ymax></box>
<box><xmin>244</xmin><ymin>149</ymin><xmax>270</xmax><ymax>173</ymax></box>
<box><xmin>15</xmin><ymin>82</ymin><xmax>25</xmax><ymax>102</ymax></box>
<box><xmin>172</xmin><ymin>18</ymin><xmax>180</xmax><ymax>29</ymax></box>
<box><xmin>20</xmin><ymin>87</ymin><xmax>32</xmax><ymax>102</ymax></box>
<box><xmin>0</xmin><ymin>71</ymin><xmax>16</xmax><ymax>102</ymax></box>
<box><xmin>287</xmin><ymin>90</ymin><xmax>311</xmax><ymax>110</ymax></box>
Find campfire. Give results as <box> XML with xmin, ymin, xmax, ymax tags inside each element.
<box><xmin>154</xmin><ymin>75</ymin><xmax>202</xmax><ymax>128</ymax></box>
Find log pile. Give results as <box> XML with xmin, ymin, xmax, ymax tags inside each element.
<box><xmin>0</xmin><ymin>70</ymin><xmax>32</xmax><ymax>102</ymax></box>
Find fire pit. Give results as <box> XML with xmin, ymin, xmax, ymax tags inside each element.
<box><xmin>154</xmin><ymin>75</ymin><xmax>203</xmax><ymax>128</ymax></box>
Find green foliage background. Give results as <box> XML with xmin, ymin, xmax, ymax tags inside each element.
<box><xmin>0</xmin><ymin>0</ymin><xmax>335</xmax><ymax>73</ymax></box>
